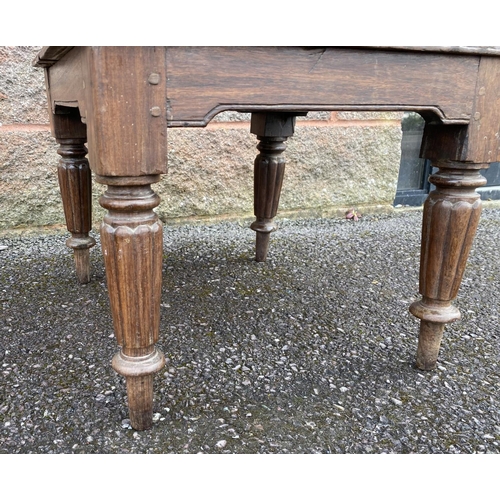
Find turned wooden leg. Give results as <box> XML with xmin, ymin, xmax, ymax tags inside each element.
<box><xmin>250</xmin><ymin>113</ymin><xmax>297</xmax><ymax>262</ymax></box>
<box><xmin>57</xmin><ymin>139</ymin><xmax>95</xmax><ymax>283</ymax></box>
<box><xmin>97</xmin><ymin>174</ymin><xmax>165</xmax><ymax>430</ymax></box>
<box><xmin>54</xmin><ymin>111</ymin><xmax>95</xmax><ymax>283</ymax></box>
<box><xmin>410</xmin><ymin>160</ymin><xmax>488</xmax><ymax>370</ymax></box>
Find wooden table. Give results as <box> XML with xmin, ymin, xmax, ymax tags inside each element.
<box><xmin>34</xmin><ymin>46</ymin><xmax>500</xmax><ymax>430</ymax></box>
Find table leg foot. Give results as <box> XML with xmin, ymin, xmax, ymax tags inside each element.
<box><xmin>98</xmin><ymin>175</ymin><xmax>165</xmax><ymax>430</ymax></box>
<box><xmin>73</xmin><ymin>247</ymin><xmax>91</xmax><ymax>284</ymax></box>
<box><xmin>410</xmin><ymin>160</ymin><xmax>487</xmax><ymax>368</ymax></box>
<box><xmin>126</xmin><ymin>375</ymin><xmax>154</xmax><ymax>431</ymax></box>
<box><xmin>415</xmin><ymin>321</ymin><xmax>445</xmax><ymax>370</ymax></box>
<box><xmin>112</xmin><ymin>348</ymin><xmax>165</xmax><ymax>430</ymax></box>
<box><xmin>250</xmin><ymin>113</ymin><xmax>297</xmax><ymax>262</ymax></box>
<box><xmin>254</xmin><ymin>231</ymin><xmax>271</xmax><ymax>262</ymax></box>
<box><xmin>410</xmin><ymin>298</ymin><xmax>460</xmax><ymax>370</ymax></box>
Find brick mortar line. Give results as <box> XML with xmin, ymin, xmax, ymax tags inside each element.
<box><xmin>0</xmin><ymin>124</ymin><xmax>51</xmax><ymax>133</ymax></box>
<box><xmin>206</xmin><ymin>119</ymin><xmax>401</xmax><ymax>130</ymax></box>
<box><xmin>0</xmin><ymin>119</ymin><xmax>400</xmax><ymax>134</ymax></box>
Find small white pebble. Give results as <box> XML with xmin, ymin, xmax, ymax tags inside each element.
<box><xmin>215</xmin><ymin>440</ymin><xmax>227</xmax><ymax>449</ymax></box>
<box><xmin>121</xmin><ymin>419</ymin><xmax>131</xmax><ymax>428</ymax></box>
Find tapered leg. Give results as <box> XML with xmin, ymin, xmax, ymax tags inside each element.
<box><xmin>54</xmin><ymin>111</ymin><xmax>95</xmax><ymax>283</ymax></box>
<box><xmin>250</xmin><ymin>113</ymin><xmax>297</xmax><ymax>262</ymax></box>
<box><xmin>97</xmin><ymin>174</ymin><xmax>165</xmax><ymax>430</ymax></box>
<box><xmin>410</xmin><ymin>160</ymin><xmax>488</xmax><ymax>369</ymax></box>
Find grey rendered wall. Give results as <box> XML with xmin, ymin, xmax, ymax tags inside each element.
<box><xmin>0</xmin><ymin>46</ymin><xmax>402</xmax><ymax>231</ymax></box>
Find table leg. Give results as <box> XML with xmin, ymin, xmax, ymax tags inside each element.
<box><xmin>54</xmin><ymin>112</ymin><xmax>95</xmax><ymax>283</ymax></box>
<box><xmin>409</xmin><ymin>160</ymin><xmax>487</xmax><ymax>369</ymax></box>
<box><xmin>250</xmin><ymin>113</ymin><xmax>297</xmax><ymax>262</ymax></box>
<box><xmin>97</xmin><ymin>175</ymin><xmax>165</xmax><ymax>430</ymax></box>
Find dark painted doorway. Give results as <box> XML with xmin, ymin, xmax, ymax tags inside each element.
<box><xmin>394</xmin><ymin>112</ymin><xmax>500</xmax><ymax>206</ymax></box>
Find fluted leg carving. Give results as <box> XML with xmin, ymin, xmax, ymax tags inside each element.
<box><xmin>97</xmin><ymin>175</ymin><xmax>165</xmax><ymax>430</ymax></box>
<box><xmin>250</xmin><ymin>113</ymin><xmax>297</xmax><ymax>262</ymax></box>
<box><xmin>410</xmin><ymin>160</ymin><xmax>487</xmax><ymax>370</ymax></box>
<box><xmin>251</xmin><ymin>138</ymin><xmax>286</xmax><ymax>261</ymax></box>
<box><xmin>57</xmin><ymin>138</ymin><xmax>96</xmax><ymax>283</ymax></box>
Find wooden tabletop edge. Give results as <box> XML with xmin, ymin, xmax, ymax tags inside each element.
<box><xmin>33</xmin><ymin>46</ymin><xmax>75</xmax><ymax>67</ymax></box>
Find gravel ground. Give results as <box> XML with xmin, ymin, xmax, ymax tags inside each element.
<box><xmin>0</xmin><ymin>209</ymin><xmax>499</xmax><ymax>454</ymax></box>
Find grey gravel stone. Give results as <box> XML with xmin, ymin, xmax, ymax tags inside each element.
<box><xmin>0</xmin><ymin>208</ymin><xmax>499</xmax><ymax>453</ymax></box>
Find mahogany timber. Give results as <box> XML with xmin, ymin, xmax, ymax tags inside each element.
<box><xmin>53</xmin><ymin>107</ymin><xmax>95</xmax><ymax>283</ymax></box>
<box><xmin>164</xmin><ymin>47</ymin><xmax>479</xmax><ymax>126</ymax></box>
<box><xmin>40</xmin><ymin>46</ymin><xmax>168</xmax><ymax>178</ymax></box>
<box><xmin>250</xmin><ymin>113</ymin><xmax>297</xmax><ymax>262</ymax></box>
<box><xmin>421</xmin><ymin>56</ymin><xmax>500</xmax><ymax>163</ymax></box>
<box><xmin>99</xmin><ymin>176</ymin><xmax>165</xmax><ymax>430</ymax></box>
<box><xmin>33</xmin><ymin>46</ymin><xmax>500</xmax><ymax>430</ymax></box>
<box><xmin>409</xmin><ymin>160</ymin><xmax>487</xmax><ymax>369</ymax></box>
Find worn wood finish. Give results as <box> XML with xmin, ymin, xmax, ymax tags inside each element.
<box><xmin>40</xmin><ymin>46</ymin><xmax>168</xmax><ymax>177</ymax></box>
<box><xmin>33</xmin><ymin>46</ymin><xmax>75</xmax><ymax>67</ymax></box>
<box><xmin>98</xmin><ymin>175</ymin><xmax>165</xmax><ymax>430</ymax></box>
<box><xmin>409</xmin><ymin>160</ymin><xmax>487</xmax><ymax>369</ymax></box>
<box><xmin>165</xmin><ymin>47</ymin><xmax>479</xmax><ymax>126</ymax></box>
<box><xmin>250</xmin><ymin>113</ymin><xmax>297</xmax><ymax>261</ymax></box>
<box><xmin>85</xmin><ymin>47</ymin><xmax>168</xmax><ymax>177</ymax></box>
<box><xmin>421</xmin><ymin>56</ymin><xmax>500</xmax><ymax>163</ymax></box>
<box><xmin>33</xmin><ymin>46</ymin><xmax>500</xmax><ymax>430</ymax></box>
<box><xmin>53</xmin><ymin>110</ymin><xmax>95</xmax><ymax>283</ymax></box>
<box><xmin>38</xmin><ymin>46</ymin><xmax>500</xmax><ymax>165</ymax></box>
